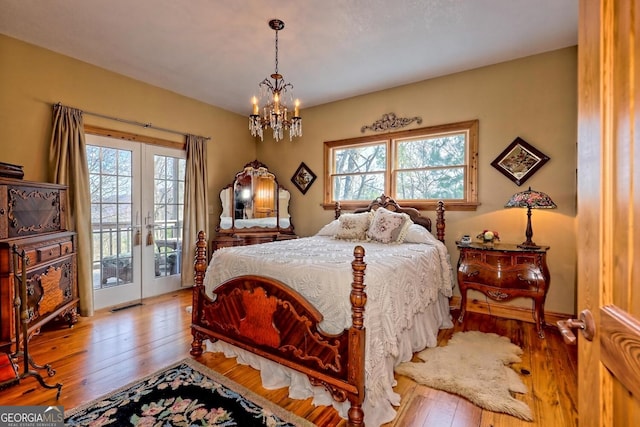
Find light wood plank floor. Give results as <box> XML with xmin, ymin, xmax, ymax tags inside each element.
<box><xmin>0</xmin><ymin>289</ymin><xmax>577</xmax><ymax>426</ymax></box>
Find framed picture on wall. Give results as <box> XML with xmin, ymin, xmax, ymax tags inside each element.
<box><xmin>291</xmin><ymin>162</ymin><xmax>316</xmax><ymax>195</ymax></box>
<box><xmin>491</xmin><ymin>137</ymin><xmax>550</xmax><ymax>186</ymax></box>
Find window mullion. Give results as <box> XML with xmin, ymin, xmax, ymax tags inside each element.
<box><xmin>385</xmin><ymin>139</ymin><xmax>392</xmax><ymax>198</ymax></box>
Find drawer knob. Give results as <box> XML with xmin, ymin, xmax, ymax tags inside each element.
<box><xmin>0</xmin><ymin>208</ymin><xmax>4</xmax><ymax>215</ymax></box>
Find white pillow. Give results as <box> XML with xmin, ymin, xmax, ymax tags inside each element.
<box><xmin>366</xmin><ymin>207</ymin><xmax>413</xmax><ymax>244</ymax></box>
<box><xmin>334</xmin><ymin>211</ymin><xmax>373</xmax><ymax>241</ymax></box>
<box><xmin>315</xmin><ymin>219</ymin><xmax>340</xmax><ymax>236</ymax></box>
<box><xmin>404</xmin><ymin>224</ymin><xmax>440</xmax><ymax>244</ymax></box>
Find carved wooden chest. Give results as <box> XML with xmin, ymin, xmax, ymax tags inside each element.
<box><xmin>0</xmin><ymin>178</ymin><xmax>78</xmax><ymax>353</ymax></box>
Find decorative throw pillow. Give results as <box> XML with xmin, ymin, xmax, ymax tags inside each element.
<box><xmin>367</xmin><ymin>207</ymin><xmax>413</xmax><ymax>243</ymax></box>
<box><xmin>334</xmin><ymin>211</ymin><xmax>373</xmax><ymax>241</ymax></box>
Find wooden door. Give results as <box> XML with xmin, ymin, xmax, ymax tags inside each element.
<box><xmin>577</xmin><ymin>0</ymin><xmax>640</xmax><ymax>426</ymax></box>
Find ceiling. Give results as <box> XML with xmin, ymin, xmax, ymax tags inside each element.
<box><xmin>0</xmin><ymin>0</ymin><xmax>578</xmax><ymax>115</ymax></box>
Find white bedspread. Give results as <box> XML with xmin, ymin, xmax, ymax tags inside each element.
<box><xmin>203</xmin><ymin>235</ymin><xmax>454</xmax><ymax>426</ymax></box>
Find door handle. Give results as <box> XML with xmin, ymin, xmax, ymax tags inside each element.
<box><xmin>557</xmin><ymin>309</ymin><xmax>595</xmax><ymax>345</ymax></box>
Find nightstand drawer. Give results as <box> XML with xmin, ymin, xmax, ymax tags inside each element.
<box><xmin>459</xmin><ymin>263</ymin><xmax>543</xmax><ymax>292</ymax></box>
<box><xmin>484</xmin><ymin>253</ymin><xmax>514</xmax><ymax>268</ymax></box>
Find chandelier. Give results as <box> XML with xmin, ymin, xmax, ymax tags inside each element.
<box><xmin>249</xmin><ymin>19</ymin><xmax>302</xmax><ymax>142</ymax></box>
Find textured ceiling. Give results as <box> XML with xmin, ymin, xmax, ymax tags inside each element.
<box><xmin>0</xmin><ymin>0</ymin><xmax>578</xmax><ymax>115</ymax></box>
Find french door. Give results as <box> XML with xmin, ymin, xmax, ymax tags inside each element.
<box><xmin>86</xmin><ymin>134</ymin><xmax>185</xmax><ymax>310</ymax></box>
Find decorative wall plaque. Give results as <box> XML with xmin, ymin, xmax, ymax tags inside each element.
<box><xmin>361</xmin><ymin>113</ymin><xmax>423</xmax><ymax>133</ymax></box>
<box><xmin>291</xmin><ymin>162</ymin><xmax>316</xmax><ymax>195</ymax></box>
<box><xmin>491</xmin><ymin>137</ymin><xmax>550</xmax><ymax>186</ymax></box>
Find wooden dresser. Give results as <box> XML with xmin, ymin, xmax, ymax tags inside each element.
<box><xmin>0</xmin><ymin>178</ymin><xmax>78</xmax><ymax>353</ymax></box>
<box><xmin>211</xmin><ymin>160</ymin><xmax>297</xmax><ymax>253</ymax></box>
<box><xmin>456</xmin><ymin>242</ymin><xmax>550</xmax><ymax>338</ymax></box>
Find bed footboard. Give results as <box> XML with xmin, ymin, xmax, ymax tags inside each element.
<box><xmin>190</xmin><ymin>231</ymin><xmax>367</xmax><ymax>426</ymax></box>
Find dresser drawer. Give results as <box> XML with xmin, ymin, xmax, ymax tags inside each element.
<box><xmin>10</xmin><ymin>233</ymin><xmax>76</xmax><ymax>272</ymax></box>
<box><xmin>61</xmin><ymin>241</ymin><xmax>74</xmax><ymax>255</ymax></box>
<box><xmin>212</xmin><ymin>236</ymin><xmax>242</xmax><ymax>251</ymax></box>
<box><xmin>21</xmin><ymin>249</ymin><xmax>37</xmax><ymax>269</ymax></box>
<box><xmin>37</xmin><ymin>243</ymin><xmax>61</xmax><ymax>262</ymax></box>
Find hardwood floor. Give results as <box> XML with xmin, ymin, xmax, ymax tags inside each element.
<box><xmin>0</xmin><ymin>289</ymin><xmax>577</xmax><ymax>426</ymax></box>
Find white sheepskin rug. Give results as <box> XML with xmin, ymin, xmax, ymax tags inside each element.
<box><xmin>395</xmin><ymin>330</ymin><xmax>533</xmax><ymax>421</ymax></box>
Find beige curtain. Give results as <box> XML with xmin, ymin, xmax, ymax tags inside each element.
<box><xmin>180</xmin><ymin>134</ymin><xmax>209</xmax><ymax>287</ymax></box>
<box><xmin>49</xmin><ymin>104</ymin><xmax>93</xmax><ymax>316</ymax></box>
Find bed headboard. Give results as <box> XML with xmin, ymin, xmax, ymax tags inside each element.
<box><xmin>334</xmin><ymin>194</ymin><xmax>446</xmax><ymax>242</ymax></box>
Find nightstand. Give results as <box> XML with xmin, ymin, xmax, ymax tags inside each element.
<box><xmin>456</xmin><ymin>242</ymin><xmax>551</xmax><ymax>338</ymax></box>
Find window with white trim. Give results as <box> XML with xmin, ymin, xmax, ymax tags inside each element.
<box><xmin>323</xmin><ymin>120</ymin><xmax>478</xmax><ymax>210</ymax></box>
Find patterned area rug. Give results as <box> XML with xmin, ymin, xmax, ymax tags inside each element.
<box><xmin>65</xmin><ymin>358</ymin><xmax>314</xmax><ymax>426</ymax></box>
<box><xmin>395</xmin><ymin>331</ymin><xmax>533</xmax><ymax>421</ymax></box>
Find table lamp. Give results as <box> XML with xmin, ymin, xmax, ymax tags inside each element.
<box><xmin>504</xmin><ymin>187</ymin><xmax>557</xmax><ymax>249</ymax></box>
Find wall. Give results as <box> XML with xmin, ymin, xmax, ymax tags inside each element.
<box><xmin>0</xmin><ymin>34</ymin><xmax>254</xmax><ymax>237</ymax></box>
<box><xmin>0</xmin><ymin>34</ymin><xmax>577</xmax><ymax>316</ymax></box>
<box><xmin>257</xmin><ymin>47</ymin><xmax>578</xmax><ymax>316</ymax></box>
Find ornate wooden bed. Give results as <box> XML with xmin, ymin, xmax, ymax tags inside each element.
<box><xmin>190</xmin><ymin>195</ymin><xmax>446</xmax><ymax>427</ymax></box>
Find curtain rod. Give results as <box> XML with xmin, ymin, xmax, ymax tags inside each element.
<box><xmin>55</xmin><ymin>102</ymin><xmax>211</xmax><ymax>141</ymax></box>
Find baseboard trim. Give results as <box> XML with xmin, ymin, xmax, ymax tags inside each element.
<box><xmin>449</xmin><ymin>296</ymin><xmax>572</xmax><ymax>328</ymax></box>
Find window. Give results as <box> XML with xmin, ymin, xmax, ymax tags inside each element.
<box><xmin>324</xmin><ymin>120</ymin><xmax>478</xmax><ymax>210</ymax></box>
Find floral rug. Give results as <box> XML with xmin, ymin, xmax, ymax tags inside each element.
<box><xmin>65</xmin><ymin>358</ymin><xmax>314</xmax><ymax>426</ymax></box>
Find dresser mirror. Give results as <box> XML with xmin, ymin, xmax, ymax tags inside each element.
<box><xmin>218</xmin><ymin>160</ymin><xmax>293</xmax><ymax>233</ymax></box>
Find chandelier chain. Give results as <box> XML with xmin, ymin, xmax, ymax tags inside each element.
<box><xmin>274</xmin><ymin>28</ymin><xmax>279</xmax><ymax>76</ymax></box>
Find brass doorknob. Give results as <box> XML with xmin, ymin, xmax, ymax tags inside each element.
<box><xmin>557</xmin><ymin>309</ymin><xmax>595</xmax><ymax>345</ymax></box>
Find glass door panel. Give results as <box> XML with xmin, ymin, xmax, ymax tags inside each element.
<box><xmin>87</xmin><ymin>135</ymin><xmax>141</xmax><ymax>309</ymax></box>
<box><xmin>141</xmin><ymin>145</ymin><xmax>185</xmax><ymax>296</ymax></box>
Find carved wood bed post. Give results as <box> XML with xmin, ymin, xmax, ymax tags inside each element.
<box><xmin>436</xmin><ymin>200</ymin><xmax>445</xmax><ymax>243</ymax></box>
<box><xmin>348</xmin><ymin>245</ymin><xmax>366</xmax><ymax>426</ymax></box>
<box><xmin>190</xmin><ymin>230</ymin><xmax>208</xmax><ymax>356</ymax></box>
<box><xmin>334</xmin><ymin>201</ymin><xmax>341</xmax><ymax>219</ymax></box>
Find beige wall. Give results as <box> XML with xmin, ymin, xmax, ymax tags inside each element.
<box><xmin>1</xmin><ymin>33</ymin><xmax>577</xmax><ymax>316</ymax></box>
<box><xmin>258</xmin><ymin>47</ymin><xmax>578</xmax><ymax>316</ymax></box>
<box><xmin>0</xmin><ymin>34</ymin><xmax>255</xmax><ymax>237</ymax></box>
